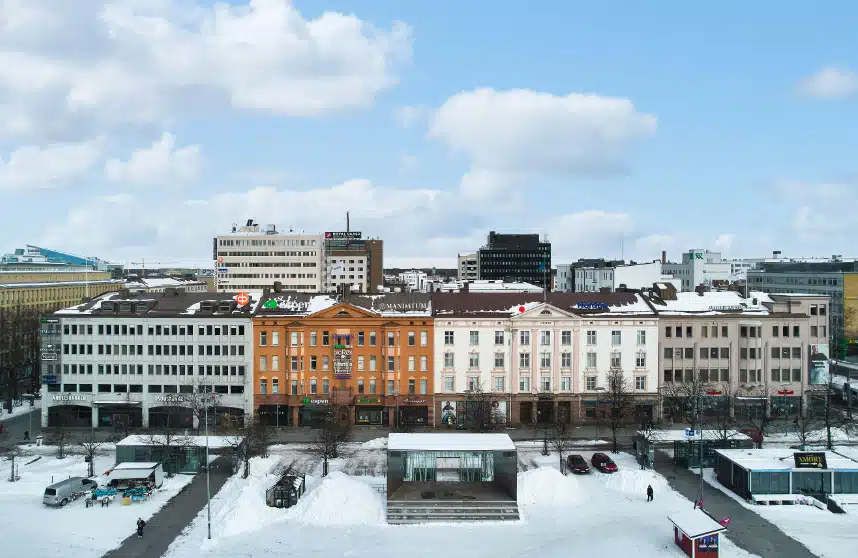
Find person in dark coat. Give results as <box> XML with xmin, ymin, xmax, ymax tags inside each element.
<box><xmin>23</xmin><ymin>430</ymin><xmax>29</xmax><ymax>441</ymax></box>
<box><xmin>647</xmin><ymin>484</ymin><xmax>654</xmax><ymax>502</ymax></box>
<box><xmin>136</xmin><ymin>518</ymin><xmax>146</xmax><ymax>538</ymax></box>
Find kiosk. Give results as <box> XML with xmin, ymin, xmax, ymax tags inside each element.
<box><xmin>668</xmin><ymin>509</ymin><xmax>727</xmax><ymax>558</ymax></box>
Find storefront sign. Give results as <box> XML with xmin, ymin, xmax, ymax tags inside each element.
<box><xmin>334</xmin><ymin>348</ymin><xmax>353</xmax><ymax>379</ymax></box>
<box><xmin>264</xmin><ymin>298</ymin><xmax>311</xmax><ymax>312</ymax></box>
<box><xmin>794</xmin><ymin>452</ymin><xmax>827</xmax><ymax>469</ymax></box>
<box><xmin>709</xmin><ymin>305</ymin><xmax>742</xmax><ymax>311</ymax></box>
<box><xmin>403</xmin><ymin>398</ymin><xmax>426</xmax><ymax>404</ymax></box>
<box><xmin>301</xmin><ymin>398</ymin><xmax>329</xmax><ymax>405</ymax></box>
<box><xmin>40</xmin><ymin>352</ymin><xmax>58</xmax><ymax>361</ymax></box>
<box><xmin>696</xmin><ymin>535</ymin><xmax>718</xmax><ymax>551</ymax></box>
<box><xmin>705</xmin><ymin>391</ymin><xmax>723</xmax><ymax>396</ymax></box>
<box><xmin>53</xmin><ymin>394</ymin><xmax>87</xmax><ymax>402</ymax></box>
<box><xmin>355</xmin><ymin>397</ymin><xmax>381</xmax><ymax>404</ymax></box>
<box><xmin>375</xmin><ymin>302</ymin><xmax>429</xmax><ymax>312</ymax></box>
<box><xmin>325</xmin><ymin>231</ymin><xmax>362</xmax><ymax>240</ymax></box>
<box><xmin>777</xmin><ymin>390</ymin><xmax>794</xmax><ymax>395</ymax></box>
<box><xmin>41</xmin><ymin>318</ymin><xmax>60</xmax><ymax>324</ymax></box>
<box><xmin>576</xmin><ymin>302</ymin><xmax>609</xmax><ymax>310</ymax></box>
<box><xmin>154</xmin><ymin>395</ymin><xmax>186</xmax><ymax>403</ymax></box>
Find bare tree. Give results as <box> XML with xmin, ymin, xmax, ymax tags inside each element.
<box><xmin>808</xmin><ymin>374</ymin><xmax>854</xmax><ymax>450</ymax></box>
<box><xmin>735</xmin><ymin>384</ymin><xmax>777</xmax><ymax>448</ymax></box>
<box><xmin>144</xmin><ymin>405</ymin><xmax>190</xmax><ymax>477</ymax></box>
<box><xmin>550</xmin><ymin>416</ymin><xmax>575</xmax><ymax>471</ymax></box>
<box><xmin>308</xmin><ymin>413</ymin><xmax>351</xmax><ymax>477</ymax></box>
<box><xmin>180</xmin><ymin>381</ymin><xmax>223</xmax><ymax>434</ymax></box>
<box><xmin>597</xmin><ymin>369</ymin><xmax>635</xmax><ymax>453</ymax></box>
<box><xmin>228</xmin><ymin>413</ymin><xmax>274</xmax><ymax>479</ymax></box>
<box><xmin>0</xmin><ymin>305</ymin><xmax>41</xmax><ymax>402</ymax></box>
<box><xmin>463</xmin><ymin>384</ymin><xmax>505</xmax><ymax>433</ymax></box>
<box><xmin>48</xmin><ymin>422</ymin><xmax>72</xmax><ymax>459</ymax></box>
<box><xmin>706</xmin><ymin>386</ymin><xmax>740</xmax><ymax>443</ymax></box>
<box><xmin>76</xmin><ymin>429</ymin><xmax>107</xmax><ymax>478</ymax></box>
<box><xmin>662</xmin><ymin>375</ymin><xmax>709</xmax><ymax>432</ymax></box>
<box><xmin>790</xmin><ymin>408</ymin><xmax>823</xmax><ymax>451</ymax></box>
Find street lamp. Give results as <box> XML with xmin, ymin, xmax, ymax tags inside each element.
<box><xmin>202</xmin><ymin>390</ymin><xmax>214</xmax><ymax>540</ymax></box>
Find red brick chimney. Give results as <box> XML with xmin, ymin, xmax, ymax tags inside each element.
<box><xmin>661</xmin><ymin>250</ymin><xmax>667</xmax><ymax>264</ymax></box>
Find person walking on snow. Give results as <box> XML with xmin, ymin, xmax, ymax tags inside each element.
<box><xmin>23</xmin><ymin>430</ymin><xmax>29</xmax><ymax>441</ymax></box>
<box><xmin>647</xmin><ymin>484</ymin><xmax>654</xmax><ymax>502</ymax></box>
<box><xmin>136</xmin><ymin>518</ymin><xmax>146</xmax><ymax>538</ymax></box>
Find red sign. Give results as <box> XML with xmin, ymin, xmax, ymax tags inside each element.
<box><xmin>217</xmin><ymin>257</ymin><xmax>224</xmax><ymax>263</ymax></box>
<box><xmin>235</xmin><ymin>292</ymin><xmax>250</xmax><ymax>306</ymax></box>
<box><xmin>777</xmin><ymin>390</ymin><xmax>794</xmax><ymax>395</ymax></box>
<box><xmin>518</xmin><ymin>306</ymin><xmax>525</xmax><ymax>313</ymax></box>
<box><xmin>706</xmin><ymin>391</ymin><xmax>723</xmax><ymax>396</ymax></box>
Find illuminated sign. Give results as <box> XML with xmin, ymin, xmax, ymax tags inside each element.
<box><xmin>301</xmin><ymin>398</ymin><xmax>329</xmax><ymax>405</ymax></box>
<box><xmin>709</xmin><ymin>305</ymin><xmax>743</xmax><ymax>312</ymax></box>
<box><xmin>40</xmin><ymin>352</ymin><xmax>58</xmax><ymax>361</ymax></box>
<box><xmin>576</xmin><ymin>302</ymin><xmax>609</xmax><ymax>310</ymax></box>
<box><xmin>334</xmin><ymin>348</ymin><xmax>353</xmax><ymax>379</ymax></box>
<box><xmin>793</xmin><ymin>452</ymin><xmax>827</xmax><ymax>469</ymax></box>
<box><xmin>325</xmin><ymin>232</ymin><xmax>362</xmax><ymax>240</ymax></box>
<box><xmin>53</xmin><ymin>394</ymin><xmax>86</xmax><ymax>402</ymax></box>
<box><xmin>355</xmin><ymin>397</ymin><xmax>381</xmax><ymax>404</ymax></box>
<box><xmin>154</xmin><ymin>395</ymin><xmax>186</xmax><ymax>403</ymax></box>
<box><xmin>264</xmin><ymin>298</ymin><xmax>311</xmax><ymax>312</ymax></box>
<box><xmin>376</xmin><ymin>302</ymin><xmax>429</xmax><ymax>312</ymax></box>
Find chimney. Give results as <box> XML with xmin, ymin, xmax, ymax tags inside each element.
<box><xmin>273</xmin><ymin>281</ymin><xmax>282</xmax><ymax>293</ymax></box>
<box><xmin>346</xmin><ymin>210</ymin><xmax>350</xmax><ymax>233</ymax></box>
<box><xmin>461</xmin><ymin>281</ymin><xmax>470</xmax><ymax>293</ymax></box>
<box><xmin>661</xmin><ymin>250</ymin><xmax>666</xmax><ymax>264</ymax></box>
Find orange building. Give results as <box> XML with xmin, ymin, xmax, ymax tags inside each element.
<box><xmin>252</xmin><ymin>291</ymin><xmax>434</xmax><ymax>427</ymax></box>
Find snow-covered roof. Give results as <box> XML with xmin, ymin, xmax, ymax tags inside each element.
<box><xmin>113</xmin><ymin>462</ymin><xmax>160</xmax><ymax>470</ymax></box>
<box><xmin>56</xmin><ymin>290</ymin><xmax>260</xmax><ymax>316</ymax></box>
<box><xmin>432</xmin><ymin>280</ymin><xmax>544</xmax><ymax>293</ymax></box>
<box><xmin>637</xmin><ymin>429</ymin><xmax>753</xmax><ymax>442</ymax></box>
<box><xmin>668</xmin><ymin>509</ymin><xmax>727</xmax><ymax>538</ymax></box>
<box><xmin>651</xmin><ymin>290</ymin><xmax>769</xmax><ymax>316</ymax></box>
<box><xmin>127</xmin><ymin>277</ymin><xmax>206</xmax><ymax>289</ymax></box>
<box><xmin>0</xmin><ymin>279</ymin><xmax>123</xmax><ymax>289</ymax></box>
<box><xmin>387</xmin><ymin>433</ymin><xmax>516</xmax><ymax>452</ymax></box>
<box><xmin>116</xmin><ymin>435</ymin><xmax>240</xmax><ymax>449</ymax></box>
<box><xmin>714</xmin><ymin>448</ymin><xmax>858</xmax><ymax>471</ymax></box>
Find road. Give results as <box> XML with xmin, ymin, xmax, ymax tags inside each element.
<box><xmin>0</xmin><ymin>404</ymin><xmax>41</xmax><ymax>443</ymax></box>
<box><xmin>103</xmin><ymin>457</ymin><xmax>234</xmax><ymax>558</ymax></box>
<box><xmin>652</xmin><ymin>451</ymin><xmax>817</xmax><ymax>558</ymax></box>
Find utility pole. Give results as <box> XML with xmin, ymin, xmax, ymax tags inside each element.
<box><xmin>204</xmin><ymin>391</ymin><xmax>212</xmax><ymax>540</ymax></box>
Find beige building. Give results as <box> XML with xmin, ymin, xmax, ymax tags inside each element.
<box><xmin>0</xmin><ymin>270</ymin><xmax>124</xmax><ymax>311</ymax></box>
<box><xmin>652</xmin><ymin>284</ymin><xmax>829</xmax><ymax>418</ymax></box>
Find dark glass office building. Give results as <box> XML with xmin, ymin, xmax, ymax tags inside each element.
<box><xmin>478</xmin><ymin>231</ymin><xmax>551</xmax><ymax>289</ymax></box>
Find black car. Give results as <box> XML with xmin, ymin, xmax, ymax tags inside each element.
<box><xmin>566</xmin><ymin>454</ymin><xmax>590</xmax><ymax>474</ymax></box>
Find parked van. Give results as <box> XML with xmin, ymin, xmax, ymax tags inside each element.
<box><xmin>43</xmin><ymin>477</ymin><xmax>98</xmax><ymax>507</ymax></box>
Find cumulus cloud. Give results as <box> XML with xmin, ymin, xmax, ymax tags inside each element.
<box><xmin>0</xmin><ymin>138</ymin><xmax>103</xmax><ymax>190</ymax></box>
<box><xmin>0</xmin><ymin>0</ymin><xmax>412</xmax><ymax>142</ymax></box>
<box><xmin>796</xmin><ymin>67</ymin><xmax>857</xmax><ymax>99</ymax></box>
<box><xmin>395</xmin><ymin>105</ymin><xmax>427</xmax><ymax>128</ymax></box>
<box><xmin>105</xmin><ymin>133</ymin><xmax>201</xmax><ymax>186</ymax></box>
<box><xmin>428</xmin><ymin>88</ymin><xmax>656</xmax><ymax>200</ymax></box>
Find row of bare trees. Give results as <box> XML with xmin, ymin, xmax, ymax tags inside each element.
<box><xmin>0</xmin><ymin>305</ymin><xmax>41</xmax><ymax>402</ymax></box>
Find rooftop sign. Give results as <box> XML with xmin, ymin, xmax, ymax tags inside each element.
<box><xmin>793</xmin><ymin>452</ymin><xmax>827</xmax><ymax>469</ymax></box>
<box><xmin>576</xmin><ymin>302</ymin><xmax>609</xmax><ymax>310</ymax></box>
<box><xmin>376</xmin><ymin>302</ymin><xmax>429</xmax><ymax>312</ymax></box>
<box><xmin>709</xmin><ymin>305</ymin><xmax>743</xmax><ymax>312</ymax></box>
<box><xmin>325</xmin><ymin>232</ymin><xmax>361</xmax><ymax>240</ymax></box>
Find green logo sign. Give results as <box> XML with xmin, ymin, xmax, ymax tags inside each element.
<box><xmin>689</xmin><ymin>252</ymin><xmax>703</xmax><ymax>260</ymax></box>
<box><xmin>263</xmin><ymin>299</ymin><xmax>278</xmax><ymax>310</ymax></box>
<box><xmin>355</xmin><ymin>397</ymin><xmax>380</xmax><ymax>404</ymax></box>
<box><xmin>301</xmin><ymin>398</ymin><xmax>310</xmax><ymax>404</ymax></box>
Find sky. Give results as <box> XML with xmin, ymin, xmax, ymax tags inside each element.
<box><xmin>1</xmin><ymin>0</ymin><xmax>857</xmax><ymax>269</ymax></box>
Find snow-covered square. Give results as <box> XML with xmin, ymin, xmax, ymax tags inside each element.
<box><xmin>0</xmin><ymin>445</ymin><xmax>194</xmax><ymax>557</ymax></box>
<box><xmin>164</xmin><ymin>441</ymin><xmax>757</xmax><ymax>558</ymax></box>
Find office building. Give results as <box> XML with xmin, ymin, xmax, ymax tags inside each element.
<box><xmin>457</xmin><ymin>253</ymin><xmax>479</xmax><ymax>281</ymax></box>
<box><xmin>476</xmin><ymin>231</ymin><xmax>551</xmax><ymax>289</ymax></box>
<box><xmin>560</xmin><ymin>259</ymin><xmax>679</xmax><ymax>293</ymax></box>
<box><xmin>662</xmin><ymin>249</ymin><xmax>732</xmax><ymax>292</ymax></box>
<box><xmin>398</xmin><ymin>270</ymin><xmax>429</xmax><ymax>293</ymax></box>
<box><xmin>428</xmin><ymin>280</ymin><xmax>543</xmax><ymax>294</ymax></box>
<box><xmin>746</xmin><ymin>260</ymin><xmax>858</xmax><ymax>358</ymax></box>
<box><xmin>214</xmin><ymin>220</ymin><xmax>324</xmax><ymax>293</ymax></box>
<box><xmin>324</xmin><ymin>231</ymin><xmax>384</xmax><ymax>294</ymax></box>
<box><xmin>42</xmin><ymin>289</ymin><xmax>256</xmax><ymax>428</ymax></box>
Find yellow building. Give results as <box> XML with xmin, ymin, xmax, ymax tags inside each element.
<box><xmin>0</xmin><ymin>270</ymin><xmax>124</xmax><ymax>312</ymax></box>
<box><xmin>845</xmin><ymin>273</ymin><xmax>858</xmax><ymax>352</ymax></box>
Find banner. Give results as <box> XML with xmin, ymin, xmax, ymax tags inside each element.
<box><xmin>808</xmin><ymin>344</ymin><xmax>830</xmax><ymax>385</ymax></box>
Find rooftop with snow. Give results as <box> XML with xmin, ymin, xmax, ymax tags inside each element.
<box><xmin>714</xmin><ymin>448</ymin><xmax>858</xmax><ymax>471</ymax></box>
<box><xmin>388</xmin><ymin>433</ymin><xmax>516</xmax><ymax>452</ymax></box>
<box><xmin>55</xmin><ymin>290</ymin><xmax>263</xmax><ymax>317</ymax></box>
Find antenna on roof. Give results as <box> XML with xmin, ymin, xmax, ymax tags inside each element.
<box><xmin>346</xmin><ymin>210</ymin><xmax>350</xmax><ymax>233</ymax></box>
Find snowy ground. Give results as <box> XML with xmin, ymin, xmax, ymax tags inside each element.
<box><xmin>165</xmin><ymin>441</ymin><xmax>757</xmax><ymax>558</ymax></box>
<box><xmin>0</xmin><ymin>445</ymin><xmax>194</xmax><ymax>557</ymax></box>
<box><xmin>702</xmin><ymin>467</ymin><xmax>858</xmax><ymax>558</ymax></box>
<box><xmin>764</xmin><ymin>427</ymin><xmax>854</xmax><ymax>448</ymax></box>
<box><xmin>0</xmin><ymin>400</ymin><xmax>40</xmax><ymax>423</ymax></box>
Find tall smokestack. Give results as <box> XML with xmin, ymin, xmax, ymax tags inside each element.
<box><xmin>661</xmin><ymin>250</ymin><xmax>667</xmax><ymax>264</ymax></box>
<box><xmin>346</xmin><ymin>211</ymin><xmax>350</xmax><ymax>233</ymax></box>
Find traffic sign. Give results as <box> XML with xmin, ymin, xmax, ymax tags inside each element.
<box><xmin>218</xmin><ymin>268</ymin><xmax>228</xmax><ymax>273</ymax></box>
<box><xmin>235</xmin><ymin>292</ymin><xmax>250</xmax><ymax>306</ymax></box>
<box><xmin>684</xmin><ymin>428</ymin><xmax>697</xmax><ymax>438</ymax></box>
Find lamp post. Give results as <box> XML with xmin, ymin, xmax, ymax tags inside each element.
<box><xmin>203</xmin><ymin>391</ymin><xmax>212</xmax><ymax>540</ymax></box>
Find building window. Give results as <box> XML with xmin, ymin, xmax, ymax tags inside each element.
<box><xmin>634</xmin><ymin>376</ymin><xmax>646</xmax><ymax>391</ymax></box>
<box><xmin>291</xmin><ymin>332</ymin><xmax>299</xmax><ymax>346</ymax></box>
<box><xmin>665</xmin><ymin>326</ymin><xmax>672</xmax><ymax>338</ymax></box>
<box><xmin>810</xmin><ymin>326</ymin><xmax>818</xmax><ymax>337</ymax></box>
<box><xmin>810</xmin><ymin>304</ymin><xmax>817</xmax><ymax>315</ymax></box>
<box><xmin>636</xmin><ymin>330</ymin><xmax>646</xmax><ymax>345</ymax></box>
<box><xmin>820</xmin><ymin>305</ymin><xmax>826</xmax><ymax>316</ymax></box>
<box><xmin>469</xmin><ymin>352</ymin><xmax>480</xmax><ymax>368</ymax></box>
<box><xmin>586</xmin><ymin>352</ymin><xmax>597</xmax><ymax>368</ymax></box>
<box><xmin>408</xmin><ymin>332</ymin><xmax>415</xmax><ymax>346</ymax></box>
<box><xmin>520</xmin><ymin>331</ymin><xmax>530</xmax><ymax>345</ymax></box>
<box><xmin>701</xmin><ymin>325</ymin><xmax>708</xmax><ymax>338</ymax></box>
<box><xmin>444</xmin><ymin>331</ymin><xmax>454</xmax><ymax>345</ymax></box>
<box><xmin>369</xmin><ymin>331</ymin><xmax>376</xmax><ymax>346</ymax></box>
<box><xmin>493</xmin><ymin>376</ymin><xmax>505</xmax><ymax>392</ymax></box>
<box><xmin>561</xmin><ymin>330</ymin><xmax>572</xmax><ymax>345</ymax></box>
<box><xmin>420</xmin><ymin>379</ymin><xmax>427</xmax><ymax>395</ymax></box>
<box><xmin>561</xmin><ymin>376</ymin><xmax>571</xmax><ymax>391</ymax></box>
<box><xmin>310</xmin><ymin>356</ymin><xmax>317</xmax><ymax>371</ymax></box>
<box><xmin>271</xmin><ymin>331</ymin><xmax>279</xmax><ymax>346</ymax></box>
<box><xmin>636</xmin><ymin>352</ymin><xmax>646</xmax><ymax>368</ymax></box>
<box><xmin>259</xmin><ymin>356</ymin><xmax>267</xmax><ymax>372</ymax></box>
<box><xmin>495</xmin><ymin>330</ymin><xmax>505</xmax><ymax>345</ymax></box>
<box><xmin>310</xmin><ymin>379</ymin><xmax>317</xmax><ymax>394</ymax></box>
<box><xmin>540</xmin><ymin>351</ymin><xmax>551</xmax><ymax>369</ymax></box>
<box><xmin>259</xmin><ymin>378</ymin><xmax>267</xmax><ymax>394</ymax></box>
<box><xmin>469</xmin><ymin>331</ymin><xmax>479</xmax><ymax>345</ymax></box>
<box><xmin>408</xmin><ymin>356</ymin><xmax>416</xmax><ymax>372</ymax></box>
<box><xmin>357</xmin><ymin>331</ymin><xmax>364</xmax><ymax>346</ymax></box>
<box><xmin>322</xmin><ymin>356</ymin><xmax>329</xmax><ymax>371</ymax></box>
<box><xmin>387</xmin><ymin>356</ymin><xmax>395</xmax><ymax>372</ymax></box>
<box><xmin>444</xmin><ymin>376</ymin><xmax>454</xmax><ymax>392</ymax></box>
<box><xmin>444</xmin><ymin>352</ymin><xmax>454</xmax><ymax>368</ymax></box>
<box><xmin>259</xmin><ymin>331</ymin><xmax>267</xmax><ymax>346</ymax></box>
<box><xmin>610</xmin><ymin>351</ymin><xmax>621</xmax><ymax>369</ymax></box>
<box><xmin>387</xmin><ymin>380</ymin><xmax>394</xmax><ymax>395</ymax></box>
<box><xmin>369</xmin><ymin>378</ymin><xmax>377</xmax><ymax>394</ymax></box>
<box><xmin>793</xmin><ymin>325</ymin><xmax>800</xmax><ymax>337</ymax></box>
<box><xmin>519</xmin><ymin>352</ymin><xmax>530</xmax><ymax>369</ymax></box>
<box><xmin>586</xmin><ymin>330</ymin><xmax>597</xmax><ymax>345</ymax></box>
<box><xmin>519</xmin><ymin>376</ymin><xmax>531</xmax><ymax>392</ymax></box>
<box><xmin>323</xmin><ymin>379</ymin><xmax>330</xmax><ymax>394</ymax></box>
<box><xmin>611</xmin><ymin>330</ymin><xmax>621</xmax><ymax>345</ymax></box>
<box><xmin>557</xmin><ymin>352</ymin><xmax>570</xmax><ymax>369</ymax></box>
<box><xmin>291</xmin><ymin>356</ymin><xmax>298</xmax><ymax>372</ymax></box>
<box><xmin>357</xmin><ymin>379</ymin><xmax>365</xmax><ymax>394</ymax></box>
<box><xmin>310</xmin><ymin>331</ymin><xmax>317</xmax><ymax>346</ymax></box>
<box><xmin>586</xmin><ymin>376</ymin><xmax>596</xmax><ymax>390</ymax></box>
<box><xmin>271</xmin><ymin>356</ymin><xmax>279</xmax><ymax>371</ymax></box>
<box><xmin>322</xmin><ymin>331</ymin><xmax>329</xmax><ymax>346</ymax></box>
<box><xmin>387</xmin><ymin>332</ymin><xmax>395</xmax><ymax>347</ymax></box>
<box><xmin>540</xmin><ymin>376</ymin><xmax>551</xmax><ymax>392</ymax></box>
<box><xmin>540</xmin><ymin>331</ymin><xmax>551</xmax><ymax>346</ymax></box>
<box><xmin>468</xmin><ymin>376</ymin><xmax>479</xmax><ymax>391</ymax></box>
<box><xmin>420</xmin><ymin>356</ymin><xmax>428</xmax><ymax>372</ymax></box>
<box><xmin>721</xmin><ymin>326</ymin><xmax>728</xmax><ymax>337</ymax></box>
<box><xmin>420</xmin><ymin>331</ymin><xmax>428</xmax><ymax>346</ymax></box>
<box><xmin>272</xmin><ymin>378</ymin><xmax>279</xmax><ymax>394</ymax></box>
<box><xmin>357</xmin><ymin>356</ymin><xmax>365</xmax><ymax>371</ymax></box>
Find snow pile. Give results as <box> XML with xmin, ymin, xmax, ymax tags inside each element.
<box><xmin>361</xmin><ymin>437</ymin><xmax>388</xmax><ymax>450</ymax></box>
<box><xmin>599</xmin><ymin>468</ymin><xmax>667</xmax><ymax>496</ymax></box>
<box><xmin>290</xmin><ymin>471</ymin><xmax>384</xmax><ymax>526</ymax></box>
<box><xmin>517</xmin><ymin>467</ymin><xmax>582</xmax><ymax>509</ymax></box>
<box><xmin>212</xmin><ymin>457</ymin><xmax>284</xmax><ymax>541</ymax></box>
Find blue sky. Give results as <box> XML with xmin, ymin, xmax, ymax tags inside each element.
<box><xmin>1</xmin><ymin>0</ymin><xmax>856</xmax><ymax>268</ymax></box>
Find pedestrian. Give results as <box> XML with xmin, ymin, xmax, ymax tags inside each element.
<box><xmin>23</xmin><ymin>429</ymin><xmax>29</xmax><ymax>441</ymax></box>
<box><xmin>136</xmin><ymin>518</ymin><xmax>146</xmax><ymax>538</ymax></box>
<box><xmin>647</xmin><ymin>484</ymin><xmax>654</xmax><ymax>502</ymax></box>
<box><xmin>0</xmin><ymin>423</ymin><xmax>4</xmax><ymax>435</ymax></box>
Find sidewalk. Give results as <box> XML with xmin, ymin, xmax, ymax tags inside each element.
<box><xmin>103</xmin><ymin>457</ymin><xmax>233</xmax><ymax>558</ymax></box>
<box><xmin>652</xmin><ymin>451</ymin><xmax>817</xmax><ymax>558</ymax></box>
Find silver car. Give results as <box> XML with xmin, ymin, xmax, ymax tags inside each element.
<box><xmin>43</xmin><ymin>477</ymin><xmax>98</xmax><ymax>507</ymax></box>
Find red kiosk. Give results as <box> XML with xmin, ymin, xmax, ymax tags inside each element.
<box><xmin>668</xmin><ymin>509</ymin><xmax>727</xmax><ymax>558</ymax></box>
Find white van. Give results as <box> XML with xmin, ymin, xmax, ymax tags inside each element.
<box><xmin>43</xmin><ymin>477</ymin><xmax>98</xmax><ymax>507</ymax></box>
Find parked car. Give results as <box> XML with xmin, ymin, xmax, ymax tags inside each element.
<box><xmin>591</xmin><ymin>453</ymin><xmax>618</xmax><ymax>473</ymax></box>
<box><xmin>43</xmin><ymin>477</ymin><xmax>97</xmax><ymax>507</ymax></box>
<box><xmin>566</xmin><ymin>454</ymin><xmax>590</xmax><ymax>474</ymax></box>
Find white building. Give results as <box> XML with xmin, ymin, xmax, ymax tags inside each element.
<box><xmin>398</xmin><ymin>270</ymin><xmax>429</xmax><ymax>292</ymax></box>
<box><xmin>457</xmin><ymin>252</ymin><xmax>479</xmax><ymax>281</ymax></box>
<box><xmin>432</xmin><ymin>292</ymin><xmax>659</xmax><ymax>424</ymax></box>
<box><xmin>214</xmin><ymin>221</ymin><xmax>324</xmax><ymax>293</ymax></box>
<box><xmin>555</xmin><ymin>264</ymin><xmax>574</xmax><ymax>292</ymax></box>
<box><xmin>41</xmin><ymin>291</ymin><xmax>257</xmax><ymax>429</ymax></box>
<box><xmin>126</xmin><ymin>277</ymin><xmax>208</xmax><ymax>293</ymax></box>
<box><xmin>324</xmin><ymin>253</ymin><xmax>369</xmax><ymax>293</ymax></box>
<box><xmin>662</xmin><ymin>249</ymin><xmax>732</xmax><ymax>292</ymax></box>
<box><xmin>571</xmin><ymin>261</ymin><xmax>679</xmax><ymax>293</ymax></box>
<box><xmin>429</xmin><ymin>280</ymin><xmax>544</xmax><ymax>294</ymax></box>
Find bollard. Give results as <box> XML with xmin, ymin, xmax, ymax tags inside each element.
<box><xmin>36</xmin><ymin>435</ymin><xmax>43</xmax><ymax>446</ymax></box>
